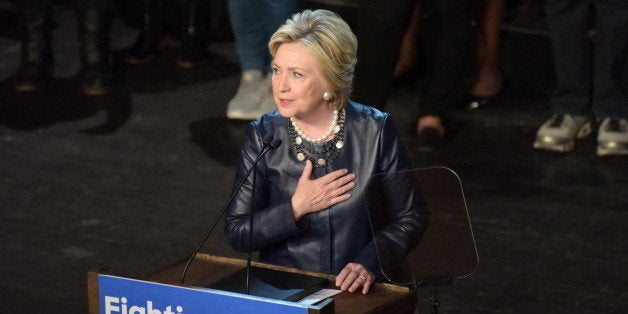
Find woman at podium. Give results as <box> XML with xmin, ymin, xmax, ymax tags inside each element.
<box><xmin>225</xmin><ymin>9</ymin><xmax>430</xmax><ymax>295</ymax></box>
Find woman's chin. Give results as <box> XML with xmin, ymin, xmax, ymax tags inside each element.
<box><xmin>277</xmin><ymin>108</ymin><xmax>294</xmax><ymax>118</ymax></box>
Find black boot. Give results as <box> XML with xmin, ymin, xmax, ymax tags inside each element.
<box><xmin>125</xmin><ymin>0</ymin><xmax>169</xmax><ymax>64</ymax></box>
<box><xmin>78</xmin><ymin>10</ymin><xmax>113</xmax><ymax>96</ymax></box>
<box><xmin>176</xmin><ymin>0</ymin><xmax>209</xmax><ymax>68</ymax></box>
<box><xmin>14</xmin><ymin>8</ymin><xmax>54</xmax><ymax>92</ymax></box>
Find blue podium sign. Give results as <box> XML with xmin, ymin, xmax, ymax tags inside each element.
<box><xmin>98</xmin><ymin>274</ymin><xmax>316</xmax><ymax>314</ymax></box>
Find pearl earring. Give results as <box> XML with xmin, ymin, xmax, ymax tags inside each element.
<box><xmin>323</xmin><ymin>91</ymin><xmax>332</xmax><ymax>101</ymax></box>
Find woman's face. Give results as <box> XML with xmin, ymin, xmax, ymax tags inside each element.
<box><xmin>271</xmin><ymin>42</ymin><xmax>329</xmax><ymax>121</ymax></box>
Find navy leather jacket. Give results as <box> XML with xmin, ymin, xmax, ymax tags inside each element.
<box><xmin>224</xmin><ymin>102</ymin><xmax>430</xmax><ymax>279</ymax></box>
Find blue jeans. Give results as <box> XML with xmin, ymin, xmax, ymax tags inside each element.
<box><xmin>228</xmin><ymin>0</ymin><xmax>301</xmax><ymax>72</ymax></box>
<box><xmin>545</xmin><ymin>0</ymin><xmax>628</xmax><ymax>118</ymax></box>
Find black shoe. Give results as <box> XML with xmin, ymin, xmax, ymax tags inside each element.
<box><xmin>78</xmin><ymin>10</ymin><xmax>113</xmax><ymax>95</ymax></box>
<box><xmin>464</xmin><ymin>80</ymin><xmax>506</xmax><ymax>111</ymax></box>
<box><xmin>417</xmin><ymin>127</ymin><xmax>445</xmax><ymax>152</ymax></box>
<box><xmin>14</xmin><ymin>8</ymin><xmax>54</xmax><ymax>92</ymax></box>
<box><xmin>465</xmin><ymin>94</ymin><xmax>493</xmax><ymax>110</ymax></box>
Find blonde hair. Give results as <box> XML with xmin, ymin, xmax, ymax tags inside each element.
<box><xmin>269</xmin><ymin>9</ymin><xmax>357</xmax><ymax>109</ymax></box>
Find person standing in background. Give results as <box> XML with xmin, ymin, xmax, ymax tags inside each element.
<box><xmin>225</xmin><ymin>0</ymin><xmax>301</xmax><ymax>121</ymax></box>
<box><xmin>533</xmin><ymin>0</ymin><xmax>627</xmax><ymax>156</ymax></box>
<box><xmin>352</xmin><ymin>0</ymin><xmax>474</xmax><ymax>151</ymax></box>
<box><xmin>465</xmin><ymin>0</ymin><xmax>505</xmax><ymax>110</ymax></box>
<box><xmin>12</xmin><ymin>0</ymin><xmax>114</xmax><ymax>96</ymax></box>
<box><xmin>123</xmin><ymin>0</ymin><xmax>214</xmax><ymax>69</ymax></box>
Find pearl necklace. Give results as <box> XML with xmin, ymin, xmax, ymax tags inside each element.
<box><xmin>289</xmin><ymin>110</ymin><xmax>339</xmax><ymax>144</ymax></box>
<box><xmin>288</xmin><ymin>109</ymin><xmax>345</xmax><ymax>167</ymax></box>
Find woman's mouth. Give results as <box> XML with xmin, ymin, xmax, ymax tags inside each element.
<box><xmin>278</xmin><ymin>98</ymin><xmax>292</xmax><ymax>106</ymax></box>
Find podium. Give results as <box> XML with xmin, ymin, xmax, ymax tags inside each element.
<box><xmin>88</xmin><ymin>254</ymin><xmax>417</xmax><ymax>313</ymax></box>
<box><xmin>88</xmin><ymin>167</ymin><xmax>475</xmax><ymax>313</ymax></box>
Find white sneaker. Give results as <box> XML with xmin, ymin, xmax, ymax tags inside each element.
<box><xmin>597</xmin><ymin>117</ymin><xmax>628</xmax><ymax>156</ymax></box>
<box><xmin>533</xmin><ymin>114</ymin><xmax>592</xmax><ymax>152</ymax></box>
<box><xmin>226</xmin><ymin>69</ymin><xmax>267</xmax><ymax>120</ymax></box>
<box><xmin>253</xmin><ymin>76</ymin><xmax>277</xmax><ymax>119</ymax></box>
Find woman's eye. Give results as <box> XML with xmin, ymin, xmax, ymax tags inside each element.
<box><xmin>292</xmin><ymin>72</ymin><xmax>303</xmax><ymax>78</ymax></box>
<box><xmin>272</xmin><ymin>67</ymin><xmax>280</xmax><ymax>74</ymax></box>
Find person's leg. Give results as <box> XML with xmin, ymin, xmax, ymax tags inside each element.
<box><xmin>591</xmin><ymin>0</ymin><xmax>627</xmax><ymax>119</ymax></box>
<box><xmin>352</xmin><ymin>0</ymin><xmax>416</xmax><ymax>109</ymax></box>
<box><xmin>177</xmin><ymin>0</ymin><xmax>211</xmax><ymax>68</ymax></box>
<box><xmin>417</xmin><ymin>0</ymin><xmax>473</xmax><ymax>138</ymax></box>
<box><xmin>592</xmin><ymin>0</ymin><xmax>628</xmax><ymax>155</ymax></box>
<box><xmin>13</xmin><ymin>0</ymin><xmax>54</xmax><ymax>92</ymax></box>
<box><xmin>227</xmin><ymin>0</ymin><xmax>267</xmax><ymax>72</ymax></box>
<box><xmin>253</xmin><ymin>0</ymin><xmax>301</xmax><ymax>114</ymax></box>
<box><xmin>263</xmin><ymin>0</ymin><xmax>301</xmax><ymax>68</ymax></box>
<box><xmin>545</xmin><ymin>0</ymin><xmax>591</xmax><ymax>115</ymax></box>
<box><xmin>533</xmin><ymin>0</ymin><xmax>593</xmax><ymax>152</ymax></box>
<box><xmin>470</xmin><ymin>0</ymin><xmax>504</xmax><ymax>98</ymax></box>
<box><xmin>14</xmin><ymin>0</ymin><xmax>51</xmax><ymax>12</ymax></box>
<box><xmin>534</xmin><ymin>0</ymin><xmax>595</xmax><ymax>152</ymax></box>
<box><xmin>227</xmin><ymin>0</ymin><xmax>300</xmax><ymax>120</ymax></box>
<box><xmin>76</xmin><ymin>0</ymin><xmax>115</xmax><ymax>95</ymax></box>
<box><xmin>124</xmin><ymin>0</ymin><xmax>169</xmax><ymax>65</ymax></box>
<box><xmin>225</xmin><ymin>0</ymin><xmax>266</xmax><ymax>119</ymax></box>
<box><xmin>393</xmin><ymin>1</ymin><xmax>421</xmax><ymax>78</ymax></box>
<box><xmin>74</xmin><ymin>0</ymin><xmax>114</xmax><ymax>12</ymax></box>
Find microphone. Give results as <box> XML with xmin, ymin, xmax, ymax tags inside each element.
<box><xmin>180</xmin><ymin>134</ymin><xmax>282</xmax><ymax>285</ymax></box>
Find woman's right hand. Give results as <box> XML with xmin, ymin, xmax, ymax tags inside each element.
<box><xmin>291</xmin><ymin>160</ymin><xmax>356</xmax><ymax>220</ymax></box>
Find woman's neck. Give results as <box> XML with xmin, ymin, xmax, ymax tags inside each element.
<box><xmin>292</xmin><ymin>105</ymin><xmax>337</xmax><ymax>139</ymax></box>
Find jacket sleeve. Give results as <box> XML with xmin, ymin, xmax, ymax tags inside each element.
<box><xmin>224</xmin><ymin>123</ymin><xmax>309</xmax><ymax>253</ymax></box>
<box><xmin>354</xmin><ymin>115</ymin><xmax>430</xmax><ymax>280</ymax></box>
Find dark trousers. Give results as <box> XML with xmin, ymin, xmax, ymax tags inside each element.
<box><xmin>419</xmin><ymin>0</ymin><xmax>473</xmax><ymax>117</ymax></box>
<box><xmin>353</xmin><ymin>0</ymin><xmax>416</xmax><ymax>109</ymax></box>
<box><xmin>546</xmin><ymin>0</ymin><xmax>628</xmax><ymax>118</ymax></box>
<box><xmin>14</xmin><ymin>0</ymin><xmax>113</xmax><ymax>12</ymax></box>
<box><xmin>352</xmin><ymin>0</ymin><xmax>473</xmax><ymax>117</ymax></box>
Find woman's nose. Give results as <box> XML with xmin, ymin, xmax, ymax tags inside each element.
<box><xmin>275</xmin><ymin>74</ymin><xmax>289</xmax><ymax>92</ymax></box>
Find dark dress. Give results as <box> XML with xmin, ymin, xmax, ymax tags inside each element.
<box><xmin>225</xmin><ymin>101</ymin><xmax>430</xmax><ymax>279</ymax></box>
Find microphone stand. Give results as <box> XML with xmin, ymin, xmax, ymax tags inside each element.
<box><xmin>179</xmin><ymin>136</ymin><xmax>280</xmax><ymax>285</ymax></box>
<box><xmin>246</xmin><ymin>166</ymin><xmax>256</xmax><ymax>294</ymax></box>
<box><xmin>244</xmin><ymin>137</ymin><xmax>280</xmax><ymax>293</ymax></box>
